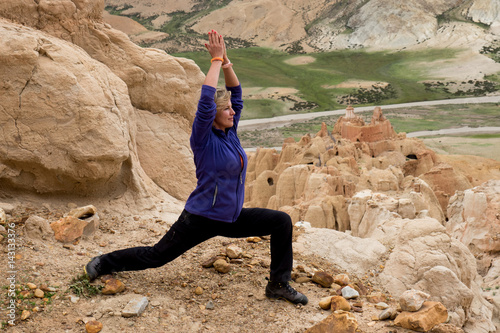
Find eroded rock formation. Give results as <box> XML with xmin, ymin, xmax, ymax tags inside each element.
<box><xmin>246</xmin><ymin>106</ymin><xmax>500</xmax><ymax>229</ymax></box>
<box><xmin>0</xmin><ymin>0</ymin><xmax>204</xmax><ymax>201</ymax></box>
<box><xmin>248</xmin><ymin>106</ymin><xmax>500</xmax><ymax>332</ymax></box>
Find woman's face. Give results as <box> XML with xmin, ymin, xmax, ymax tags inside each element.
<box><xmin>213</xmin><ymin>100</ymin><xmax>235</xmax><ymax>130</ymax></box>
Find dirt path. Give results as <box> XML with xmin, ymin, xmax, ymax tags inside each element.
<box><xmin>238</xmin><ymin>95</ymin><xmax>500</xmax><ymax>131</ymax></box>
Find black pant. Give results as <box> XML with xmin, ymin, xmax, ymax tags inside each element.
<box><xmin>97</xmin><ymin>208</ymin><xmax>293</xmax><ymax>282</ymax></box>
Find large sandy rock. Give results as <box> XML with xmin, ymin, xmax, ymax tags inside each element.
<box><xmin>466</xmin><ymin>0</ymin><xmax>500</xmax><ymax>25</ymax></box>
<box><xmin>296</xmin><ymin>216</ymin><xmax>496</xmax><ymax>331</ymax></box>
<box><xmin>303</xmin><ymin>195</ymin><xmax>349</xmax><ymax>230</ymax></box>
<box><xmin>294</xmin><ymin>226</ymin><xmax>387</xmax><ymax>277</ymax></box>
<box><xmin>348</xmin><ymin>187</ymin><xmax>444</xmax><ymax>239</ymax></box>
<box><xmin>274</xmin><ymin>165</ymin><xmax>312</xmax><ymax>207</ymax></box>
<box><xmin>395</xmin><ymin>301</ymin><xmax>448</xmax><ymax>332</ymax></box>
<box><xmin>446</xmin><ymin>180</ymin><xmax>500</xmax><ymax>255</ymax></box>
<box><xmin>0</xmin><ymin>0</ymin><xmax>204</xmax><ymax>121</ymax></box>
<box><xmin>420</xmin><ymin>163</ymin><xmax>472</xmax><ymax>216</ymax></box>
<box><xmin>356</xmin><ymin>167</ymin><xmax>401</xmax><ymax>192</ymax></box>
<box><xmin>378</xmin><ymin>218</ymin><xmax>495</xmax><ymax>331</ymax></box>
<box><xmin>245</xmin><ymin>170</ymin><xmax>278</xmax><ymax>208</ymax></box>
<box><xmin>0</xmin><ymin>0</ymin><xmax>204</xmax><ymax>199</ymax></box>
<box><xmin>135</xmin><ymin>111</ymin><xmax>195</xmax><ymax>200</ymax></box>
<box><xmin>348</xmin><ymin>191</ymin><xmax>398</xmax><ymax>238</ymax></box>
<box><xmin>0</xmin><ymin>20</ymin><xmax>138</xmax><ymax>195</ymax></box>
<box><xmin>403</xmin><ymin>177</ymin><xmax>446</xmax><ymax>223</ymax></box>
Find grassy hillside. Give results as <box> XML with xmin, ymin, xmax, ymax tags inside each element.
<box><xmin>173</xmin><ymin>47</ymin><xmax>500</xmax><ymax>120</ymax></box>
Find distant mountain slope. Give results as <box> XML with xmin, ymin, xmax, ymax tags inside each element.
<box><xmin>104</xmin><ymin>0</ymin><xmax>500</xmax><ymax>52</ymax></box>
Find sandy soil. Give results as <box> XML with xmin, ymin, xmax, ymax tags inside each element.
<box><xmin>412</xmin><ymin>50</ymin><xmax>500</xmax><ymax>81</ymax></box>
<box><xmin>422</xmin><ymin>136</ymin><xmax>500</xmax><ymax>161</ymax></box>
<box><xmin>0</xmin><ymin>203</ymin><xmax>419</xmax><ymax>333</ymax></box>
<box><xmin>284</xmin><ymin>56</ymin><xmax>316</xmax><ymax>65</ymax></box>
<box><xmin>102</xmin><ymin>12</ymin><xmax>148</xmax><ymax>35</ymax></box>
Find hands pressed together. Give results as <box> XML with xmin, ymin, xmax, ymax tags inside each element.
<box><xmin>203</xmin><ymin>29</ymin><xmax>237</xmax><ymax>87</ymax></box>
<box><xmin>205</xmin><ymin>30</ymin><xmax>230</xmax><ymax>66</ymax></box>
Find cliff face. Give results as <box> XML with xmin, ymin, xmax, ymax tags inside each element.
<box><xmin>0</xmin><ymin>0</ymin><xmax>204</xmax><ymax>203</ymax></box>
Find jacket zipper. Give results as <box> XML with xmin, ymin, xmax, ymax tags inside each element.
<box><xmin>233</xmin><ymin>149</ymin><xmax>245</xmax><ymax>221</ymax></box>
<box><xmin>212</xmin><ymin>183</ymin><xmax>218</xmax><ymax>208</ymax></box>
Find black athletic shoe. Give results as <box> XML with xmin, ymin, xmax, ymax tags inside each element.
<box><xmin>84</xmin><ymin>256</ymin><xmax>101</xmax><ymax>281</ymax></box>
<box><xmin>265</xmin><ymin>281</ymin><xmax>308</xmax><ymax>305</ymax></box>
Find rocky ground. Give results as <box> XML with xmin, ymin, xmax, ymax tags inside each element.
<box><xmin>0</xmin><ymin>202</ymin><xmax>446</xmax><ymax>333</ymax></box>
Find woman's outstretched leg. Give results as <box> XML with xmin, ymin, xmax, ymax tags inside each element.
<box><xmin>84</xmin><ymin>210</ymin><xmax>216</xmax><ymax>280</ymax></box>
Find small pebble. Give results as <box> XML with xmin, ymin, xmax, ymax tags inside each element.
<box><xmin>205</xmin><ymin>301</ymin><xmax>214</xmax><ymax>310</ymax></box>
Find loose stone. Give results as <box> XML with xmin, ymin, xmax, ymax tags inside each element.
<box><xmin>213</xmin><ymin>259</ymin><xmax>230</xmax><ymax>274</ymax></box>
<box><xmin>20</xmin><ymin>310</ymin><xmax>31</xmax><ymax>321</ymax></box>
<box><xmin>85</xmin><ymin>320</ymin><xmax>103</xmax><ymax>333</ymax></box>
<box><xmin>341</xmin><ymin>286</ymin><xmax>359</xmax><ymax>299</ymax></box>
<box><xmin>122</xmin><ymin>297</ymin><xmax>149</xmax><ymax>318</ymax></box>
<box><xmin>205</xmin><ymin>301</ymin><xmax>214</xmax><ymax>310</ymax></box>
<box><xmin>34</xmin><ymin>289</ymin><xmax>44</xmax><ymax>298</ymax></box>
<box><xmin>101</xmin><ymin>278</ymin><xmax>125</xmax><ymax>295</ymax></box>
<box><xmin>375</xmin><ymin>302</ymin><xmax>389</xmax><ymax>310</ymax></box>
<box><xmin>312</xmin><ymin>271</ymin><xmax>334</xmax><ymax>288</ymax></box>
<box><xmin>379</xmin><ymin>308</ymin><xmax>397</xmax><ymax>320</ymax></box>
<box><xmin>333</xmin><ymin>273</ymin><xmax>350</xmax><ymax>286</ymax></box>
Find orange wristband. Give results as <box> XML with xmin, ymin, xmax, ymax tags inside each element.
<box><xmin>211</xmin><ymin>57</ymin><xmax>224</xmax><ymax>63</ymax></box>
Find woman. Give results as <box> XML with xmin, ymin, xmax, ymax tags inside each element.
<box><xmin>84</xmin><ymin>30</ymin><xmax>307</xmax><ymax>306</ymax></box>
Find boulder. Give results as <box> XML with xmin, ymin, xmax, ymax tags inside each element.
<box><xmin>0</xmin><ymin>20</ymin><xmax>138</xmax><ymax>195</ymax></box>
<box><xmin>294</xmin><ymin>227</ymin><xmax>387</xmax><ymax>277</ymax></box>
<box><xmin>446</xmin><ymin>180</ymin><xmax>500</xmax><ymax>254</ymax></box>
<box><xmin>135</xmin><ymin>110</ymin><xmax>196</xmax><ymax>201</ymax></box>
<box><xmin>378</xmin><ymin>218</ymin><xmax>494</xmax><ymax>330</ymax></box>
<box><xmin>0</xmin><ymin>0</ymin><xmax>204</xmax><ymax>201</ymax></box>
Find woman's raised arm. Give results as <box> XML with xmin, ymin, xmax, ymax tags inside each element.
<box><xmin>203</xmin><ymin>30</ymin><xmax>224</xmax><ymax>88</ymax></box>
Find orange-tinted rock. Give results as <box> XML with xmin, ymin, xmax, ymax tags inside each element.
<box><xmin>333</xmin><ymin>273</ymin><xmax>350</xmax><ymax>286</ymax></box>
<box><xmin>101</xmin><ymin>278</ymin><xmax>125</xmax><ymax>295</ymax></box>
<box><xmin>305</xmin><ymin>310</ymin><xmax>358</xmax><ymax>333</ymax></box>
<box><xmin>312</xmin><ymin>271</ymin><xmax>334</xmax><ymax>288</ymax></box>
<box><xmin>50</xmin><ymin>216</ymin><xmax>88</xmax><ymax>243</ymax></box>
<box><xmin>394</xmin><ymin>301</ymin><xmax>448</xmax><ymax>332</ymax></box>
<box><xmin>330</xmin><ymin>296</ymin><xmax>351</xmax><ymax>312</ymax></box>
<box><xmin>85</xmin><ymin>320</ymin><xmax>103</xmax><ymax>333</ymax></box>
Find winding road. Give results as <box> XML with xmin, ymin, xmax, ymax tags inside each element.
<box><xmin>238</xmin><ymin>95</ymin><xmax>500</xmax><ymax>136</ymax></box>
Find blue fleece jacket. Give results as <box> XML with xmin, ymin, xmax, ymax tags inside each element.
<box><xmin>184</xmin><ymin>84</ymin><xmax>248</xmax><ymax>223</ymax></box>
